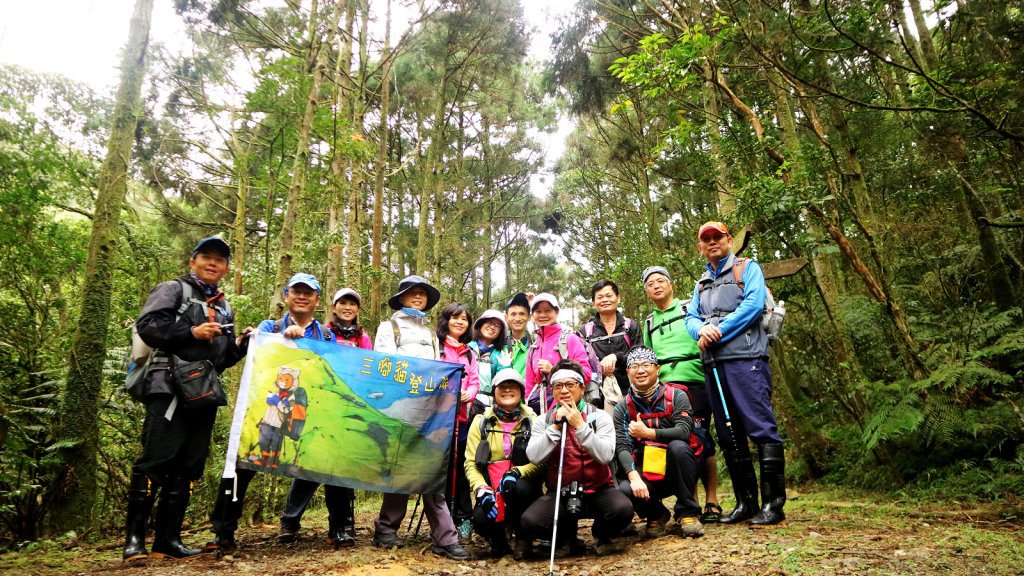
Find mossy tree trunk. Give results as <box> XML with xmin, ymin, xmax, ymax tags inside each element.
<box><xmin>52</xmin><ymin>0</ymin><xmax>155</xmax><ymax>534</ymax></box>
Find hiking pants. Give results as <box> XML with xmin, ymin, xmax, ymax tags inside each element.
<box><xmin>209</xmin><ymin>468</ymin><xmax>256</xmax><ymax>535</ymax></box>
<box><xmin>617</xmin><ymin>438</ymin><xmax>702</xmax><ymax>519</ymax></box>
<box><xmin>471</xmin><ymin>476</ymin><xmax>541</xmax><ymax>540</ymax></box>
<box><xmin>280</xmin><ymin>479</ymin><xmax>354</xmax><ymax>531</ymax></box>
<box><xmin>520</xmin><ymin>485</ymin><xmax>633</xmax><ymax>543</ymax></box>
<box><xmin>374</xmin><ymin>492</ymin><xmax>458</xmax><ymax>546</ymax></box>
<box><xmin>132</xmin><ymin>393</ymin><xmax>217</xmax><ymax>485</ymax></box>
<box><xmin>704</xmin><ymin>357</ymin><xmax>782</xmax><ymax>454</ymax></box>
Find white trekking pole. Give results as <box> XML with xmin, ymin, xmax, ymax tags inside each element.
<box><xmin>548</xmin><ymin>417</ymin><xmax>568</xmax><ymax>576</ymax></box>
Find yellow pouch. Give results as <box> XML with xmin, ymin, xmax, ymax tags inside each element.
<box><xmin>642</xmin><ymin>443</ymin><xmax>667</xmax><ymax>480</ymax></box>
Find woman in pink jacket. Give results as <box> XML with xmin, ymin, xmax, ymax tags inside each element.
<box><xmin>437</xmin><ymin>303</ymin><xmax>481</xmax><ymax>539</ymax></box>
<box><xmin>524</xmin><ymin>293</ymin><xmax>592</xmax><ymax>414</ymax></box>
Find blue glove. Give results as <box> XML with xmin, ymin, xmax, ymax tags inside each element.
<box><xmin>479</xmin><ymin>491</ymin><xmax>498</xmax><ymax>520</ymax></box>
<box><xmin>281</xmin><ymin>398</ymin><xmax>290</xmax><ymax>409</ymax></box>
<box><xmin>500</xmin><ymin>469</ymin><xmax>520</xmax><ymax>496</ymax></box>
<box><xmin>267</xmin><ymin>393</ymin><xmax>280</xmax><ymax>405</ymax></box>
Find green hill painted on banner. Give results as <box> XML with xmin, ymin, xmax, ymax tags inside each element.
<box><xmin>236</xmin><ymin>342</ymin><xmax>450</xmax><ymax>493</ymax></box>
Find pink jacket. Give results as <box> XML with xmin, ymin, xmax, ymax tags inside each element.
<box><xmin>441</xmin><ymin>340</ymin><xmax>480</xmax><ymax>424</ymax></box>
<box><xmin>525</xmin><ymin>324</ymin><xmax>593</xmax><ymax>404</ymax></box>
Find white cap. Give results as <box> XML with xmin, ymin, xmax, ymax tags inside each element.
<box><xmin>531</xmin><ymin>292</ymin><xmax>559</xmax><ymax>312</ymax></box>
<box><xmin>332</xmin><ymin>287</ymin><xmax>362</xmax><ymax>305</ymax></box>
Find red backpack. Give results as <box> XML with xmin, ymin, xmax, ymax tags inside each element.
<box><xmin>624</xmin><ymin>384</ymin><xmax>704</xmax><ymax>480</ymax></box>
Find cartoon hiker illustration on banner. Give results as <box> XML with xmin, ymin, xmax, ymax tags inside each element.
<box><xmin>255</xmin><ymin>367</ymin><xmax>308</xmax><ymax>467</ymax></box>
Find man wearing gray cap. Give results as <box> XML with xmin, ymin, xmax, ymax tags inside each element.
<box><xmin>641</xmin><ymin>265</ymin><xmax>721</xmax><ymax>524</ymax></box>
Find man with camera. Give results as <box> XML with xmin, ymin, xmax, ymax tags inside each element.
<box><xmin>521</xmin><ymin>360</ymin><xmax>633</xmax><ymax>557</ymax></box>
<box><xmin>613</xmin><ymin>347</ymin><xmax>704</xmax><ymax>538</ymax></box>
<box><xmin>122</xmin><ymin>237</ymin><xmax>249</xmax><ymax>561</ymax></box>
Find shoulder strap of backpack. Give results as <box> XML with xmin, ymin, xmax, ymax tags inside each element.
<box><xmin>389</xmin><ymin>319</ymin><xmax>401</xmax><ymax>348</ymax></box>
<box><xmin>273</xmin><ymin>317</ymin><xmax>284</xmax><ymax>333</ymax></box>
<box><xmin>623</xmin><ymin>318</ymin><xmax>633</xmax><ymax>348</ymax></box>
<box><xmin>175</xmin><ymin>280</ymin><xmax>194</xmax><ymax>318</ymax></box>
<box><xmin>625</xmin><ymin>393</ymin><xmax>637</xmax><ymax>422</ymax></box>
<box><xmin>733</xmin><ymin>257</ymin><xmax>747</xmax><ymax>290</ymax></box>
<box><xmin>557</xmin><ymin>329</ymin><xmax>569</xmax><ymax>360</ymax></box>
<box><xmin>584</xmin><ymin>321</ymin><xmax>594</xmax><ymax>339</ymax></box>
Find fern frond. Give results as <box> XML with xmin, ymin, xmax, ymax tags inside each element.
<box><xmin>917</xmin><ymin>361</ymin><xmax>1014</xmax><ymax>396</ymax></box>
<box><xmin>862</xmin><ymin>396</ymin><xmax>924</xmax><ymax>451</ymax></box>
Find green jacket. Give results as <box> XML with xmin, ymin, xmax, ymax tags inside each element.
<box><xmin>494</xmin><ymin>332</ymin><xmax>532</xmax><ymax>378</ymax></box>
<box><xmin>643</xmin><ymin>299</ymin><xmax>704</xmax><ymax>384</ymax></box>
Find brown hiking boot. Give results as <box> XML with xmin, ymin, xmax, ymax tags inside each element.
<box><xmin>678</xmin><ymin>516</ymin><xmax>705</xmax><ymax>538</ymax></box>
<box><xmin>645</xmin><ymin>509</ymin><xmax>671</xmax><ymax>538</ymax></box>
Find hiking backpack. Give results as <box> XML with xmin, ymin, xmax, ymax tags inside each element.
<box><xmin>623</xmin><ymin>384</ymin><xmax>704</xmax><ymax>459</ymax></box>
<box><xmin>526</xmin><ymin>328</ymin><xmax>602</xmax><ymax>406</ymax></box>
<box><xmin>123</xmin><ymin>280</ymin><xmax>233</xmax><ymax>401</ymax></box>
<box><xmin>581</xmin><ymin>318</ymin><xmax>633</xmax><ymax>349</ymax></box>
<box><xmin>730</xmin><ymin>257</ymin><xmax>782</xmax><ymax>339</ymax></box>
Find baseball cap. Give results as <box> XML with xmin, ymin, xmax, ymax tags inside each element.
<box><xmin>641</xmin><ymin>265</ymin><xmax>671</xmax><ymax>285</ymax></box>
<box><xmin>191</xmin><ymin>236</ymin><xmax>231</xmax><ymax>259</ymax></box>
<box><xmin>332</xmin><ymin>287</ymin><xmax>362</xmax><ymax>305</ymax></box>
<box><xmin>698</xmin><ymin>221</ymin><xmax>730</xmax><ymax>239</ymax></box>
<box><xmin>285</xmin><ymin>273</ymin><xmax>321</xmax><ymax>295</ymax></box>
<box><xmin>531</xmin><ymin>292</ymin><xmax>559</xmax><ymax>312</ymax></box>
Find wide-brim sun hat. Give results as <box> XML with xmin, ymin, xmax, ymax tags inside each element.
<box><xmin>387</xmin><ymin>274</ymin><xmax>441</xmax><ymax>311</ymax></box>
<box><xmin>530</xmin><ymin>292</ymin><xmax>559</xmax><ymax>313</ymax></box>
<box><xmin>474</xmin><ymin>309</ymin><xmax>509</xmax><ymax>334</ymax></box>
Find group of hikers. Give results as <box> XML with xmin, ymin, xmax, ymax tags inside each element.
<box><xmin>122</xmin><ymin>220</ymin><xmax>787</xmax><ymax>563</ymax></box>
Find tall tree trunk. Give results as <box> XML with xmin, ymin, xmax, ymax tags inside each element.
<box><xmin>370</xmin><ymin>0</ymin><xmax>392</xmax><ymax>321</ymax></box>
<box><xmin>906</xmin><ymin>0</ymin><xmax>939</xmax><ymax>72</ymax></box>
<box><xmin>231</xmin><ymin>120</ymin><xmax>249</xmax><ymax>295</ymax></box>
<box><xmin>271</xmin><ymin>0</ymin><xmax>340</xmax><ymax>316</ymax></box>
<box><xmin>417</xmin><ymin>86</ymin><xmax>447</xmax><ymax>276</ymax></box>
<box><xmin>53</xmin><ymin>0</ymin><xmax>155</xmax><ymax>533</ymax></box>
<box><xmin>327</xmin><ymin>2</ymin><xmax>357</xmax><ymax>294</ymax></box>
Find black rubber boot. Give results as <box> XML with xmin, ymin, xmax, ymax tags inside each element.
<box><xmin>327</xmin><ymin>518</ymin><xmax>355</xmax><ymax>549</ymax></box>
<box><xmin>326</xmin><ymin>487</ymin><xmax>355</xmax><ymax>549</ymax></box>
<box><xmin>720</xmin><ymin>451</ymin><xmax>759</xmax><ymax>524</ymax></box>
<box><xmin>751</xmin><ymin>443</ymin><xmax>787</xmax><ymax>525</ymax></box>
<box><xmin>122</xmin><ymin>473</ymin><xmax>154</xmax><ymax>561</ymax></box>
<box><xmin>151</xmin><ymin>477</ymin><xmax>203</xmax><ymax>559</ymax></box>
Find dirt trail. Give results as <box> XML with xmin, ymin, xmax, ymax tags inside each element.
<box><xmin>3</xmin><ymin>489</ymin><xmax>1022</xmax><ymax>576</ymax></box>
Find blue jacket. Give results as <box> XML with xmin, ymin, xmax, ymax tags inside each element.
<box><xmin>685</xmin><ymin>253</ymin><xmax>769</xmax><ymax>361</ymax></box>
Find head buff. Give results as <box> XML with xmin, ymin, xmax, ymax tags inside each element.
<box><xmin>549</xmin><ymin>369</ymin><xmax>584</xmax><ymax>385</ymax></box>
<box><xmin>626</xmin><ymin>346</ymin><xmax>660</xmax><ymax>401</ymax></box>
<box><xmin>626</xmin><ymin>346</ymin><xmax>659</xmax><ymax>367</ymax></box>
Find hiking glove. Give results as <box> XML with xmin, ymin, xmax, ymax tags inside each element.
<box><xmin>500</xmin><ymin>468</ymin><xmax>520</xmax><ymax>496</ymax></box>
<box><xmin>478</xmin><ymin>491</ymin><xmax>498</xmax><ymax>520</ymax></box>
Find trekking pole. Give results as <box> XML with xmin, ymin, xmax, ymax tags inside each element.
<box><xmin>708</xmin><ymin>351</ymin><xmax>737</xmax><ymax>449</ymax></box>
<box><xmin>548</xmin><ymin>417</ymin><xmax>569</xmax><ymax>576</ymax></box>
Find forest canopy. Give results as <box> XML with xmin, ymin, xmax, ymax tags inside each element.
<box><xmin>0</xmin><ymin>0</ymin><xmax>1022</xmax><ymax>544</ymax></box>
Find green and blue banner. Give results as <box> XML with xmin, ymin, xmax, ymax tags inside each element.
<box><xmin>222</xmin><ymin>332</ymin><xmax>462</xmax><ymax>494</ymax></box>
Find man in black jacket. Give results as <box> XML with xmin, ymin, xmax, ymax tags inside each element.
<box><xmin>122</xmin><ymin>237</ymin><xmax>248</xmax><ymax>561</ymax></box>
<box><xmin>613</xmin><ymin>347</ymin><xmax>704</xmax><ymax>538</ymax></box>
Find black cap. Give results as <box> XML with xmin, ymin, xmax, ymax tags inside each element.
<box><xmin>192</xmin><ymin>236</ymin><xmax>231</xmax><ymax>259</ymax></box>
<box><xmin>505</xmin><ymin>292</ymin><xmax>530</xmax><ymax>312</ymax></box>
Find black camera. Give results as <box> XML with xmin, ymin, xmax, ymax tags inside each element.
<box><xmin>561</xmin><ymin>481</ymin><xmax>584</xmax><ymax>517</ymax></box>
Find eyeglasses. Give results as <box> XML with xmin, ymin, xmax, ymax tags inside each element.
<box><xmin>627</xmin><ymin>362</ymin><xmax>658</xmax><ymax>372</ymax></box>
<box><xmin>550</xmin><ymin>381</ymin><xmax>580</xmax><ymax>390</ymax></box>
